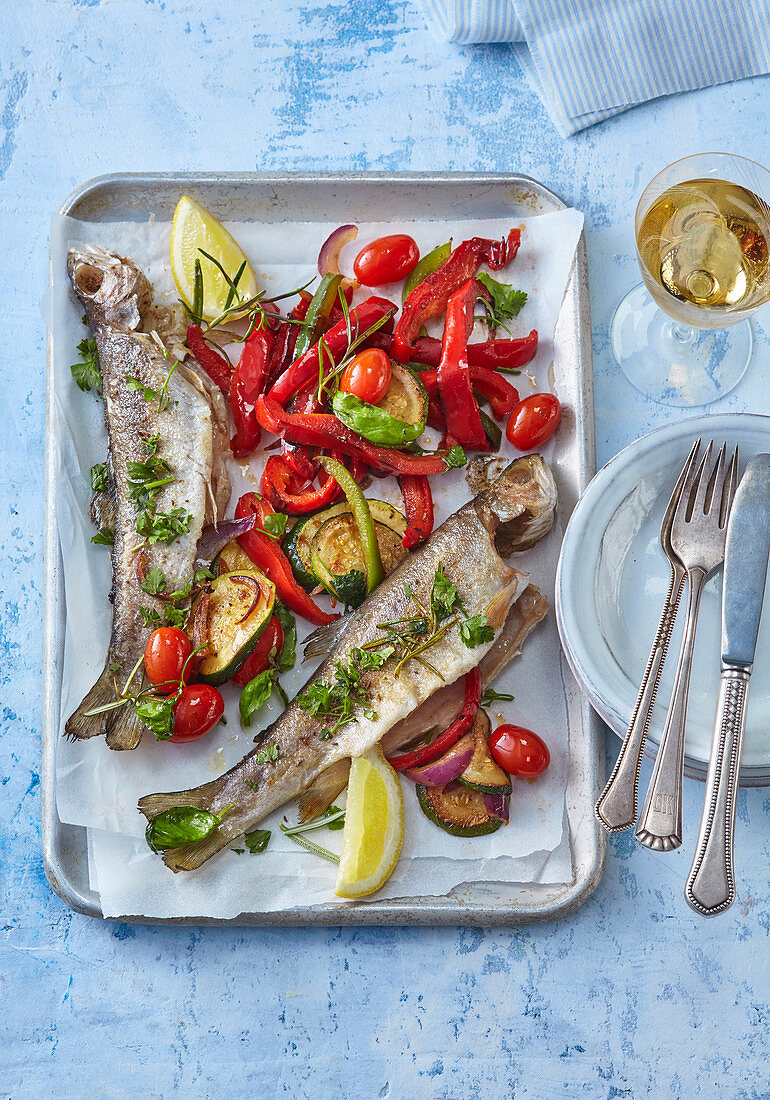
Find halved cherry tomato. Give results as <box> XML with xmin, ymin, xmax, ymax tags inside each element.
<box><xmin>339</xmin><ymin>347</ymin><xmax>392</xmax><ymax>404</ymax></box>
<box><xmin>489</xmin><ymin>724</ymin><xmax>550</xmax><ymax>778</ymax></box>
<box><xmin>506</xmin><ymin>393</ymin><xmax>561</xmax><ymax>451</ymax></box>
<box><xmin>232</xmin><ymin>616</ymin><xmax>285</xmax><ymax>687</ymax></box>
<box><xmin>353</xmin><ymin>235</ymin><xmax>419</xmax><ymax>287</ymax></box>
<box><xmin>144</xmin><ymin>627</ymin><xmax>193</xmax><ymax>694</ymax></box>
<box><xmin>170</xmin><ymin>684</ymin><xmax>225</xmax><ymax>743</ymax></box>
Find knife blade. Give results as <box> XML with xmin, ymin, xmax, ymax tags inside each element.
<box><xmin>686</xmin><ymin>453</ymin><xmax>770</xmax><ymax>916</ymax></box>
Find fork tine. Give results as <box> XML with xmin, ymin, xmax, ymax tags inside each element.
<box><xmin>720</xmin><ymin>445</ymin><xmax>740</xmax><ymax>528</ymax></box>
<box><xmin>702</xmin><ymin>443</ymin><xmax>727</xmax><ymax>515</ymax></box>
<box><xmin>686</xmin><ymin>440</ymin><xmax>714</xmax><ymax>519</ymax></box>
<box><xmin>675</xmin><ymin>439</ymin><xmax>712</xmax><ymax>527</ymax></box>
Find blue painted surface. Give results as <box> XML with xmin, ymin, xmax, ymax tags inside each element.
<box><xmin>3</xmin><ymin>1</ymin><xmax>770</xmax><ymax>1095</ymax></box>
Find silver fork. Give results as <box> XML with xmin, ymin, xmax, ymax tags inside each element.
<box><xmin>636</xmin><ymin>441</ymin><xmax>739</xmax><ymax>852</ymax></box>
<box><xmin>595</xmin><ymin>440</ymin><xmax>700</xmax><ymax>833</ymax></box>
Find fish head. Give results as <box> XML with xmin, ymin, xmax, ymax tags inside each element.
<box><xmin>470</xmin><ymin>454</ymin><xmax>557</xmax><ymax>554</ymax></box>
<box><xmin>67</xmin><ymin>246</ymin><xmax>152</xmax><ymax>332</ymax></box>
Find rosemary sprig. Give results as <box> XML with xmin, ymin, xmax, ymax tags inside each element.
<box><xmin>279</xmin><ymin>826</ymin><xmax>340</xmax><ymax>864</ymax></box>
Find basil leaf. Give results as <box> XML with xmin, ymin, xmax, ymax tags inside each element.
<box><xmin>443</xmin><ymin>445</ymin><xmax>466</xmax><ymax>469</ymax></box>
<box><xmin>135</xmin><ymin>695</ymin><xmax>175</xmax><ymax>740</ymax></box>
<box><xmin>145</xmin><ymin>806</ymin><xmax>224</xmax><ymax>852</ymax></box>
<box><xmin>91</xmin><ymin>530</ymin><xmax>114</xmax><ymax>546</ymax></box>
<box><xmin>239</xmin><ymin>670</ymin><xmax>277</xmax><ymax>728</ymax></box>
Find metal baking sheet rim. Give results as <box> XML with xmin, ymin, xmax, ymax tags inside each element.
<box><xmin>42</xmin><ymin>171</ymin><xmax>606</xmax><ymax>925</ymax></box>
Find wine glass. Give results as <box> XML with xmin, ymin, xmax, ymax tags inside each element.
<box><xmin>612</xmin><ymin>152</ymin><xmax>770</xmax><ymax>407</ymax></box>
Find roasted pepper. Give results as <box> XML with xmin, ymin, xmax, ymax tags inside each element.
<box><xmin>387</xmin><ymin>668</ymin><xmax>482</xmax><ymax>771</ymax></box>
<box><xmin>187</xmin><ymin>324</ymin><xmax>233</xmax><ymax>392</ymax></box>
<box><xmin>436</xmin><ymin>279</ymin><xmax>489</xmax><ymax>452</ymax></box>
<box><xmin>410</xmin><ymin>330</ymin><xmax>538</xmax><ymax>372</ymax></box>
<box><xmin>229</xmin><ymin>323</ymin><xmax>275</xmax><ymax>459</ymax></box>
<box><xmin>292</xmin><ymin>273</ymin><xmax>344</xmax><ymax>361</ymax></box>
<box><xmin>318</xmin><ymin>456</ymin><xmax>384</xmax><ymax>593</ymax></box>
<box><xmin>260</xmin><ymin>454</ymin><xmax>342</xmax><ymax>515</ymax></box>
<box><xmin>401</xmin><ymin>240</ymin><xmax>452</xmax><ymax>303</ymax></box>
<box><xmin>398</xmin><ymin>474</ymin><xmax>434</xmax><ymax>549</ymax></box>
<box><xmin>419</xmin><ymin>365</ymin><xmax>520</xmax><ymax>421</ymax></box>
<box><xmin>393</xmin><ymin>229</ymin><xmax>521</xmax><ymax>361</ymax></box>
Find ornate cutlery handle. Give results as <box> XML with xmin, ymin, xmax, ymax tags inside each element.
<box><xmin>636</xmin><ymin>566</ymin><xmax>706</xmax><ymax>851</ymax></box>
<box><xmin>595</xmin><ymin>565</ymin><xmax>685</xmax><ymax>832</ymax></box>
<box><xmin>685</xmin><ymin>669</ymin><xmax>749</xmax><ymax>916</ymax></box>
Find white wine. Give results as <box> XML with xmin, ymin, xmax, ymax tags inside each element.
<box><xmin>637</xmin><ymin>177</ymin><xmax>770</xmax><ymax>321</ymax></box>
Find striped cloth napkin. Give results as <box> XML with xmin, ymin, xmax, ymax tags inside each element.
<box><xmin>420</xmin><ymin>0</ymin><xmax>770</xmax><ymax>135</ymax></box>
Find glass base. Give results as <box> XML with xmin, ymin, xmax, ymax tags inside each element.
<box><xmin>611</xmin><ymin>285</ymin><xmax>752</xmax><ymax>407</ymax></box>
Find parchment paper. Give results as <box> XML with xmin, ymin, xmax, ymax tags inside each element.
<box><xmin>50</xmin><ymin>206</ymin><xmax>583</xmax><ymax>916</ymax></box>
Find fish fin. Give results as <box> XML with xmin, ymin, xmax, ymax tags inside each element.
<box><xmin>137</xmin><ymin>776</ymin><xmax>226</xmax><ymax>820</ymax></box>
<box><xmin>105</xmin><ymin>703</ymin><xmax>145</xmax><ymax>751</ymax></box>
<box><xmin>303</xmin><ymin>614</ymin><xmax>351</xmax><ymax>661</ymax></box>
<box><xmin>485</xmin><ymin>571</ymin><xmax>529</xmax><ymax>630</ymax></box>
<box><xmin>162</xmin><ymin>829</ymin><xmax>233</xmax><ymax>873</ymax></box>
<box><xmin>64</xmin><ymin>663</ymin><xmax>117</xmax><ymax>741</ymax></box>
<box><xmin>297</xmin><ymin>759</ymin><xmax>352</xmax><ymax>822</ymax></box>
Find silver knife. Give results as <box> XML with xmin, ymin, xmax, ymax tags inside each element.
<box><xmin>685</xmin><ymin>454</ymin><xmax>770</xmax><ymax>917</ymax></box>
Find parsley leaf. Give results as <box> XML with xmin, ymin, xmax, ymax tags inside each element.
<box><xmin>243</xmin><ymin>828</ymin><xmax>271</xmax><ymax>854</ymax></box>
<box><xmin>126</xmin><ymin>456</ymin><xmax>175</xmax><ymax>511</ymax></box>
<box><xmin>255</xmin><ymin>743</ymin><xmax>280</xmax><ymax>766</ymax></box>
<box><xmin>126</xmin><ymin>376</ymin><xmax>159</xmax><ymax>402</ymax></box>
<box><xmin>136</xmin><ymin>508</ymin><xmax>193</xmax><ymax>545</ymax></box>
<box><xmin>71</xmin><ymin>338</ymin><xmax>101</xmax><ymax>393</ymax></box>
<box><xmin>239</xmin><ymin>671</ymin><xmax>279</xmax><ymax>728</ymax></box>
<box><xmin>143</xmin><ymin>434</ymin><xmax>161</xmax><ymax>455</ymax></box>
<box><xmin>135</xmin><ymin>695</ymin><xmax>175</xmax><ymax>740</ymax></box>
<box><xmin>443</xmin><ymin>445</ymin><xmax>466</xmax><ymax>470</ymax></box>
<box><xmin>273</xmin><ymin>601</ymin><xmax>296</xmax><ymax>671</ymax></box>
<box><xmin>459</xmin><ymin>614</ymin><xmax>494</xmax><ymax>649</ymax></box>
<box><xmin>325</xmin><ymin>805</ymin><xmax>346</xmax><ymax>831</ymax></box>
<box><xmin>140</xmin><ymin>567</ymin><xmax>167</xmax><ymax>595</ymax></box>
<box><xmin>163</xmin><ymin>606</ymin><xmax>186</xmax><ymax>628</ymax></box>
<box><xmin>263</xmin><ymin>512</ymin><xmax>288</xmax><ymax>539</ymax></box>
<box><xmin>480</xmin><ymin>687</ymin><xmax>515</xmax><ymax>707</ymax></box>
<box><xmin>476</xmin><ymin>273</ymin><xmax>528</xmax><ymax>331</ymax></box>
<box><xmin>139</xmin><ymin>606</ymin><xmax>163</xmax><ymax>627</ymax></box>
<box><xmin>91</xmin><ymin>530</ymin><xmax>114</xmax><ymax>546</ymax></box>
<box><xmin>431</xmin><ymin>568</ymin><xmax>461</xmax><ymax>622</ymax></box>
<box><xmin>90</xmin><ymin>462</ymin><xmax>109</xmax><ymax>492</ymax></box>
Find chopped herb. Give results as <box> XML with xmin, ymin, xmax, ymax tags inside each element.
<box><xmin>143</xmin><ymin>434</ymin><xmax>161</xmax><ymax>455</ymax></box>
<box><xmin>163</xmin><ymin>605</ymin><xmax>186</xmax><ymax>628</ymax></box>
<box><xmin>480</xmin><ymin>687</ymin><xmax>515</xmax><ymax>707</ymax></box>
<box><xmin>476</xmin><ymin>273</ymin><xmax>527</xmax><ymax>332</ymax></box>
<box><xmin>109</xmin><ymin>662</ymin><xmax>120</xmax><ymax>673</ymax></box>
<box><xmin>140</xmin><ymin>567</ymin><xmax>167</xmax><ymax>595</ymax></box>
<box><xmin>431</xmin><ymin>567</ymin><xmax>462</xmax><ymax>622</ymax></box>
<box><xmin>444</xmin><ymin>445</ymin><xmax>466</xmax><ymax>470</ymax></box>
<box><xmin>71</xmin><ymin>338</ymin><xmax>101</xmax><ymax>393</ymax></box>
<box><xmin>136</xmin><ymin>507</ymin><xmax>193</xmax><ymax>545</ymax></box>
<box><xmin>139</xmin><ymin>606</ymin><xmax>163</xmax><ymax>627</ymax></box>
<box><xmin>90</xmin><ymin>462</ymin><xmax>109</xmax><ymax>492</ymax></box>
<box><xmin>194</xmin><ymin>567</ymin><xmax>216</xmax><ymax>586</ymax></box>
<box><xmin>326</xmin><ymin>805</ymin><xmax>346</xmax><ymax>831</ymax></box>
<box><xmin>262</xmin><ymin>511</ymin><xmax>288</xmax><ymax>540</ymax></box>
<box><xmin>135</xmin><ymin>695</ymin><xmax>175</xmax><ymax>740</ymax></box>
<box><xmin>460</xmin><ymin>614</ymin><xmax>494</xmax><ymax>649</ymax></box>
<box><xmin>126</xmin><ymin>455</ymin><xmax>175</xmax><ymax>512</ymax></box>
<box><xmin>243</xmin><ymin>828</ymin><xmax>271</xmax><ymax>854</ymax></box>
<box><xmin>91</xmin><ymin>530</ymin><xmax>114</xmax><ymax>546</ymax></box>
<box><xmin>126</xmin><ymin>376</ymin><xmax>159</xmax><ymax>402</ymax></box>
<box><xmin>240</xmin><ymin>671</ymin><xmax>282</xmax><ymax>728</ymax></box>
<box><xmin>256</xmin><ymin>743</ymin><xmax>280</xmax><ymax>765</ymax></box>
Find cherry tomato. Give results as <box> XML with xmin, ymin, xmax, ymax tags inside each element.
<box><xmin>340</xmin><ymin>348</ymin><xmax>392</xmax><ymax>404</ymax></box>
<box><xmin>232</xmin><ymin>616</ymin><xmax>285</xmax><ymax>686</ymax></box>
<box><xmin>506</xmin><ymin>393</ymin><xmax>562</xmax><ymax>451</ymax></box>
<box><xmin>489</xmin><ymin>724</ymin><xmax>550</xmax><ymax>779</ymax></box>
<box><xmin>170</xmin><ymin>684</ymin><xmax>225</xmax><ymax>743</ymax></box>
<box><xmin>144</xmin><ymin>627</ymin><xmax>193</xmax><ymax>694</ymax></box>
<box><xmin>353</xmin><ymin>234</ymin><xmax>419</xmax><ymax>287</ymax></box>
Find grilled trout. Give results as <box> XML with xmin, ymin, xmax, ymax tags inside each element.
<box><xmin>65</xmin><ymin>248</ymin><xmax>230</xmax><ymax>750</ymax></box>
<box><xmin>138</xmin><ymin>456</ymin><xmax>557</xmax><ymax>871</ymax></box>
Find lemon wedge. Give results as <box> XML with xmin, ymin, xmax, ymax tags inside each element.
<box><xmin>335</xmin><ymin>745</ymin><xmax>404</xmax><ymax>898</ymax></box>
<box><xmin>170</xmin><ymin>195</ymin><xmax>258</xmax><ymax>322</ymax></box>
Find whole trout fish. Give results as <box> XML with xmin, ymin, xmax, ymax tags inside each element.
<box><xmin>65</xmin><ymin>248</ymin><xmax>230</xmax><ymax>750</ymax></box>
<box><xmin>138</xmin><ymin>456</ymin><xmax>557</xmax><ymax>871</ymax></box>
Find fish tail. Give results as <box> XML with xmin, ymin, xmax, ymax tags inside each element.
<box><xmin>64</xmin><ymin>663</ymin><xmax>118</xmax><ymax>741</ymax></box>
<box><xmin>105</xmin><ymin>703</ymin><xmax>145</xmax><ymax>751</ymax></box>
<box><xmin>137</xmin><ymin>775</ymin><xmax>226</xmax><ymax>820</ymax></box>
<box><xmin>297</xmin><ymin>759</ymin><xmax>351</xmax><ymax>822</ymax></box>
<box><xmin>162</xmin><ymin>831</ymin><xmax>233</xmax><ymax>873</ymax></box>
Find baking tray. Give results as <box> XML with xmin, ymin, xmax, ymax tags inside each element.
<box><xmin>42</xmin><ymin>172</ymin><xmax>605</xmax><ymax>924</ymax></box>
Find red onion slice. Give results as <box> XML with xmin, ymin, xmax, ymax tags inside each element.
<box><xmin>403</xmin><ymin>731</ymin><xmax>475</xmax><ymax>786</ymax></box>
<box><xmin>228</xmin><ymin>574</ymin><xmax>263</xmax><ymax>624</ymax></box>
<box><xmin>482</xmin><ymin>792</ymin><xmax>510</xmax><ymax>823</ymax></box>
<box><xmin>196</xmin><ymin>515</ymin><xmax>256</xmax><ymax>565</ymax></box>
<box><xmin>318</xmin><ymin>224</ymin><xmax>358</xmax><ymax>279</ymax></box>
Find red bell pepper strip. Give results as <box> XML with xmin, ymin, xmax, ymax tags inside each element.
<box><xmin>399</xmin><ymin>475</ymin><xmax>434</xmax><ymax>549</ymax></box>
<box><xmin>260</xmin><ymin>455</ymin><xmax>342</xmax><ymax>515</ymax></box>
<box><xmin>393</xmin><ymin>229</ymin><xmax>521</xmax><ymax>361</ymax></box>
<box><xmin>419</xmin><ymin>365</ymin><xmax>520</xmax><ymax>421</ymax></box>
<box><xmin>436</xmin><ymin>279</ymin><xmax>489</xmax><ymax>452</ymax></box>
<box><xmin>281</xmin><ymin>439</ymin><xmax>318</xmax><ymax>481</ymax></box>
<box><xmin>411</xmin><ymin>330</ymin><xmax>538</xmax><ymax>372</ymax></box>
<box><xmin>229</xmin><ymin>324</ymin><xmax>275</xmax><ymax>459</ymax></box>
<box><xmin>256</xmin><ymin>395</ymin><xmax>462</xmax><ymax>477</ymax></box>
<box><xmin>234</xmin><ymin>493</ymin><xmax>338</xmax><ymax>625</ymax></box>
<box><xmin>269</xmin><ymin>297</ymin><xmax>397</xmax><ymax>405</ymax></box>
<box><xmin>186</xmin><ymin>324</ymin><xmax>233</xmax><ymax>392</ymax></box>
<box><xmin>427</xmin><ymin>395</ymin><xmax>446</xmax><ymax>433</ymax></box>
<box><xmin>387</xmin><ymin>667</ymin><xmax>482</xmax><ymax>771</ymax></box>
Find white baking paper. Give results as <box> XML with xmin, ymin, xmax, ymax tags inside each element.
<box><xmin>50</xmin><ymin>206</ymin><xmax>583</xmax><ymax>917</ymax></box>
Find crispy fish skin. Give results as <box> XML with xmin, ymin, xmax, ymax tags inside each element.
<box><xmin>138</xmin><ymin>456</ymin><xmax>557</xmax><ymax>871</ymax></box>
<box><xmin>65</xmin><ymin>248</ymin><xmax>229</xmax><ymax>750</ymax></box>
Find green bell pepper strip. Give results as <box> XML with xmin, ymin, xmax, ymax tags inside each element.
<box><xmin>401</xmin><ymin>241</ymin><xmax>452</xmax><ymax>304</ymax></box>
<box><xmin>331</xmin><ymin>388</ymin><xmax>426</xmax><ymax>447</ymax></box>
<box><xmin>317</xmin><ymin>455</ymin><xmax>384</xmax><ymax>593</ymax></box>
<box><xmin>292</xmin><ymin>274</ymin><xmax>344</xmax><ymax>361</ymax></box>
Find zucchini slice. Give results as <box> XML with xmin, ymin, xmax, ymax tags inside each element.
<box><xmin>310</xmin><ymin>514</ymin><xmax>408</xmax><ymax>608</ymax></box>
<box><xmin>458</xmin><ymin>709</ymin><xmax>512</xmax><ymax>795</ymax></box>
<box><xmin>331</xmin><ymin>362</ymin><xmax>428</xmax><ymax>448</ymax></box>
<box><xmin>416</xmin><ymin>782</ymin><xmax>503</xmax><ymax>838</ymax></box>
<box><xmin>283</xmin><ymin>500</ymin><xmax>407</xmax><ymax>593</ymax></box>
<box><xmin>194</xmin><ymin>570</ymin><xmax>275</xmax><ymax>685</ymax></box>
<box><xmin>214</xmin><ymin>540</ymin><xmax>256</xmax><ymax>576</ymax></box>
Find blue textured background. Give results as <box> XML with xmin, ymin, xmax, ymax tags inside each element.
<box><xmin>4</xmin><ymin>1</ymin><xmax>770</xmax><ymax>1095</ymax></box>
